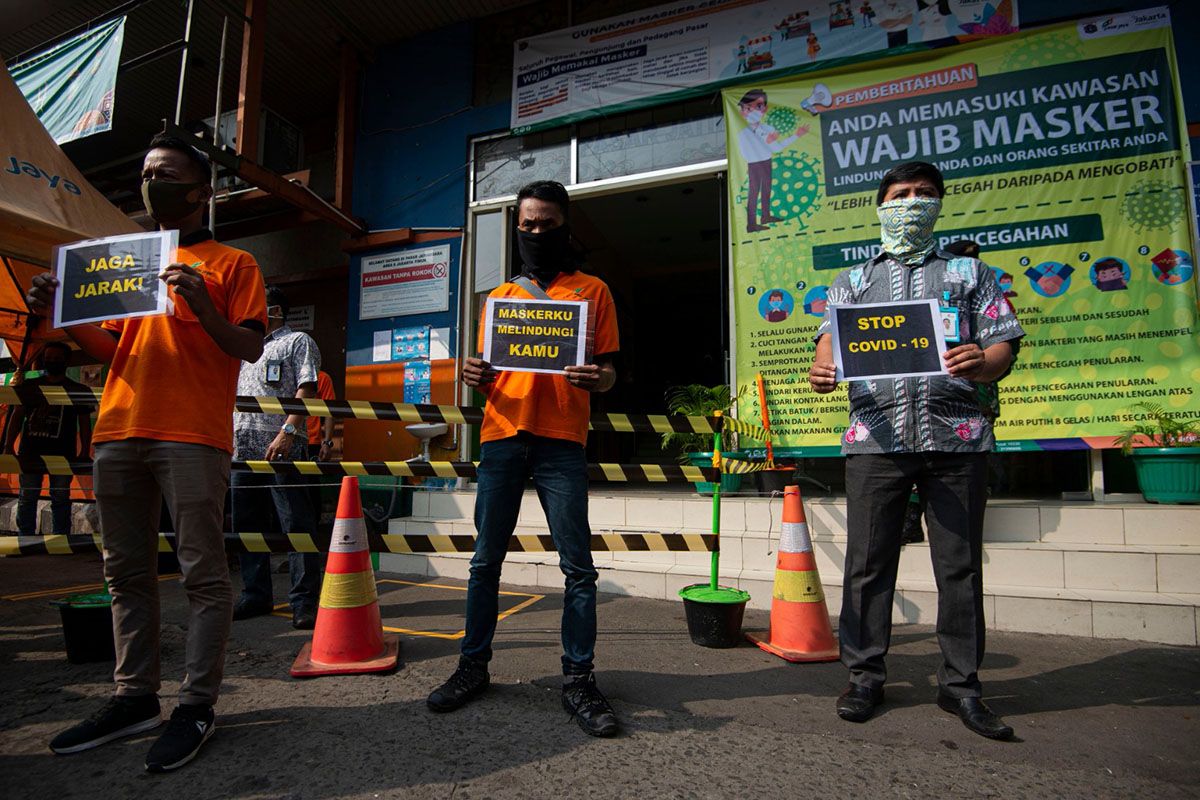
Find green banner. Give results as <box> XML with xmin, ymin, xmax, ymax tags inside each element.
<box><xmin>11</xmin><ymin>17</ymin><xmax>125</xmax><ymax>145</ymax></box>
<box><xmin>724</xmin><ymin>11</ymin><xmax>1198</xmax><ymax>455</ymax></box>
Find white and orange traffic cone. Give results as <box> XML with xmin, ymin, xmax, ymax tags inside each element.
<box><xmin>745</xmin><ymin>485</ymin><xmax>839</xmax><ymax>662</ymax></box>
<box><xmin>290</xmin><ymin>476</ymin><xmax>399</xmax><ymax>677</ymax></box>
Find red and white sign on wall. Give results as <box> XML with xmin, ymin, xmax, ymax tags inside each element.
<box><xmin>359</xmin><ymin>243</ymin><xmax>451</xmax><ymax>319</ymax></box>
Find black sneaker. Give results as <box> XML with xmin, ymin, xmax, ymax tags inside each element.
<box><xmin>144</xmin><ymin>703</ymin><xmax>215</xmax><ymax>773</ymax></box>
<box><xmin>562</xmin><ymin>673</ymin><xmax>619</xmax><ymax>737</ymax></box>
<box><xmin>427</xmin><ymin>657</ymin><xmax>489</xmax><ymax>712</ymax></box>
<box><xmin>50</xmin><ymin>695</ymin><xmax>162</xmax><ymax>754</ymax></box>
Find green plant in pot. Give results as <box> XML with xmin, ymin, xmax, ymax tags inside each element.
<box><xmin>662</xmin><ymin>384</ymin><xmax>746</xmax><ymax>495</ymax></box>
<box><xmin>1114</xmin><ymin>403</ymin><xmax>1200</xmax><ymax>504</ymax></box>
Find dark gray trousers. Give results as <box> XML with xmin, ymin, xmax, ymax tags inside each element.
<box><xmin>840</xmin><ymin>452</ymin><xmax>988</xmax><ymax>698</ymax></box>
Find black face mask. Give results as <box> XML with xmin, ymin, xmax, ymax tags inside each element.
<box><xmin>141</xmin><ymin>179</ymin><xmax>206</xmax><ymax>224</ymax></box>
<box><xmin>517</xmin><ymin>225</ymin><xmax>574</xmax><ymax>282</ymax></box>
<box><xmin>42</xmin><ymin>362</ymin><xmax>67</xmax><ymax>378</ymax></box>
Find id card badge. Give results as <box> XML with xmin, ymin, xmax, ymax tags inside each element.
<box><xmin>940</xmin><ymin>292</ymin><xmax>962</xmax><ymax>343</ymax></box>
<box><xmin>265</xmin><ymin>360</ymin><xmax>282</xmax><ymax>383</ymax></box>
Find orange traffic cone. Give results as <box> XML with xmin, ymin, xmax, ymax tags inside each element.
<box><xmin>745</xmin><ymin>485</ymin><xmax>839</xmax><ymax>662</ymax></box>
<box><xmin>290</xmin><ymin>476</ymin><xmax>399</xmax><ymax>677</ymax></box>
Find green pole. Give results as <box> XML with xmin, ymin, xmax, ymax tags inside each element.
<box><xmin>711</xmin><ymin>411</ymin><xmax>722</xmax><ymax>591</ymax></box>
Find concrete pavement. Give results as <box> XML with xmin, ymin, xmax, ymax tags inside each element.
<box><xmin>1</xmin><ymin>552</ymin><xmax>1197</xmax><ymax>799</ymax></box>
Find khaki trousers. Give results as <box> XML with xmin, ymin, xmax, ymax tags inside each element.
<box><xmin>94</xmin><ymin>439</ymin><xmax>231</xmax><ymax>706</ymax></box>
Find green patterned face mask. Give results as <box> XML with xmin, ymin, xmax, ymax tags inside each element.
<box><xmin>877</xmin><ymin>196</ymin><xmax>942</xmax><ymax>264</ymax></box>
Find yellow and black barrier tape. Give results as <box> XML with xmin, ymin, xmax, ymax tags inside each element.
<box><xmin>721</xmin><ymin>416</ymin><xmax>771</xmax><ymax>443</ymax></box>
<box><xmin>0</xmin><ymin>456</ymin><xmax>760</xmax><ymax>481</ymax></box>
<box><xmin>239</xmin><ymin>460</ymin><xmax>718</xmax><ymax>483</ymax></box>
<box><xmin>0</xmin><ymin>530</ymin><xmax>716</xmax><ymax>556</ymax></box>
<box><xmin>721</xmin><ymin>457</ymin><xmax>772</xmax><ymax>474</ymax></box>
<box><xmin>0</xmin><ymin>387</ymin><xmax>727</xmax><ymax>435</ymax></box>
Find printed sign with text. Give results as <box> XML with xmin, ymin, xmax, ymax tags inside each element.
<box><xmin>359</xmin><ymin>244</ymin><xmax>451</xmax><ymax>319</ymax></box>
<box><xmin>52</xmin><ymin>230</ymin><xmax>176</xmax><ymax>328</ymax></box>
<box><xmin>482</xmin><ymin>297</ymin><xmax>589</xmax><ymax>374</ymax></box>
<box><xmin>829</xmin><ymin>300</ymin><xmax>948</xmax><ymax>381</ymax></box>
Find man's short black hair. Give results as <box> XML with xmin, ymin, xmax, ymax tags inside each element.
<box><xmin>768</xmin><ymin>289</ymin><xmax>784</xmax><ymax>299</ymax></box>
<box><xmin>738</xmin><ymin>89</ymin><xmax>767</xmax><ymax>107</ymax></box>
<box><xmin>39</xmin><ymin>341</ymin><xmax>71</xmax><ymax>360</ymax></box>
<box><xmin>147</xmin><ymin>133</ymin><xmax>211</xmax><ymax>181</ymax></box>
<box><xmin>516</xmin><ymin>180</ymin><xmax>570</xmax><ymax>220</ymax></box>
<box><xmin>265</xmin><ymin>285</ymin><xmax>289</xmax><ymax>319</ymax></box>
<box><xmin>876</xmin><ymin>161</ymin><xmax>945</xmax><ymax>205</ymax></box>
<box><xmin>944</xmin><ymin>239</ymin><xmax>980</xmax><ymax>258</ymax></box>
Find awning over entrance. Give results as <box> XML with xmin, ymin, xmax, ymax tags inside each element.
<box><xmin>0</xmin><ymin>65</ymin><xmax>141</xmax><ymax>357</ymax></box>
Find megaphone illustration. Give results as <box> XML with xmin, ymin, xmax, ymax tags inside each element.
<box><xmin>800</xmin><ymin>83</ymin><xmax>832</xmax><ymax>114</ymax></box>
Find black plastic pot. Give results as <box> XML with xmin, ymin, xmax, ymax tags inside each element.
<box><xmin>679</xmin><ymin>584</ymin><xmax>751</xmax><ymax>648</ymax></box>
<box><xmin>754</xmin><ymin>467</ymin><xmax>797</xmax><ymax>494</ymax></box>
<box><xmin>54</xmin><ymin>593</ymin><xmax>116</xmax><ymax>664</ymax></box>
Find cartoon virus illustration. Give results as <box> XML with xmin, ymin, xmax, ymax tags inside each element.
<box><xmin>764</xmin><ymin>106</ymin><xmax>798</xmax><ymax>138</ymax></box>
<box><xmin>999</xmin><ymin>33</ymin><xmax>1082</xmax><ymax>72</ymax></box>
<box><xmin>1121</xmin><ymin>179</ymin><xmax>1186</xmax><ymax>233</ymax></box>
<box><xmin>736</xmin><ymin>152</ymin><xmax>823</xmax><ymax>227</ymax></box>
<box><xmin>748</xmin><ymin>238</ymin><xmax>805</xmax><ymax>289</ymax></box>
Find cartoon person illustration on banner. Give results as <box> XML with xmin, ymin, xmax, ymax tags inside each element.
<box><xmin>917</xmin><ymin>0</ymin><xmax>953</xmax><ymax>40</ymax></box>
<box><xmin>736</xmin><ymin>89</ymin><xmax>810</xmax><ymax>233</ymax></box>
<box><xmin>759</xmin><ymin>288</ymin><xmax>794</xmax><ymax>322</ymax></box>
<box><xmin>860</xmin><ymin>1</ymin><xmax>875</xmax><ymax>26</ymax></box>
<box><xmin>1091</xmin><ymin>257</ymin><xmax>1130</xmax><ymax>292</ymax></box>
<box><xmin>876</xmin><ymin>0</ymin><xmax>914</xmax><ymax>47</ymax></box>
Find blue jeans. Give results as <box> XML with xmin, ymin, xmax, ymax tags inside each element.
<box><xmin>463</xmin><ymin>434</ymin><xmax>597</xmax><ymax>676</ymax></box>
<box><xmin>17</xmin><ymin>472</ymin><xmax>73</xmax><ymax>535</ymax></box>
<box><xmin>232</xmin><ymin>471</ymin><xmax>323</xmax><ymax>612</ymax></box>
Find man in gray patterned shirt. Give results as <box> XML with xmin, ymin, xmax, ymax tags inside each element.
<box><xmin>231</xmin><ymin>285</ymin><xmax>323</xmax><ymax>629</ymax></box>
<box><xmin>809</xmin><ymin>162</ymin><xmax>1024</xmax><ymax>740</ymax></box>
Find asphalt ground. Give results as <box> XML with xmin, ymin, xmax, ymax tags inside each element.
<box><xmin>1</xmin><ymin>552</ymin><xmax>1197</xmax><ymax>800</ymax></box>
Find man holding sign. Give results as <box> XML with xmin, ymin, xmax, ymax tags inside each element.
<box><xmin>28</xmin><ymin>134</ymin><xmax>267</xmax><ymax>771</ymax></box>
<box><xmin>427</xmin><ymin>181</ymin><xmax>621</xmax><ymax>738</ymax></box>
<box><xmin>808</xmin><ymin>162</ymin><xmax>1024</xmax><ymax>740</ymax></box>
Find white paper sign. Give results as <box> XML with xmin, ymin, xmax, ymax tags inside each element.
<box><xmin>359</xmin><ymin>244</ymin><xmax>451</xmax><ymax>320</ymax></box>
<box><xmin>371</xmin><ymin>329</ymin><xmax>391</xmax><ymax>362</ymax></box>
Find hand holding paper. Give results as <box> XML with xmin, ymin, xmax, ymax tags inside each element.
<box><xmin>161</xmin><ymin>262</ymin><xmax>214</xmax><ymax>322</ymax></box>
<box><xmin>461</xmin><ymin>356</ymin><xmax>497</xmax><ymax>388</ymax></box>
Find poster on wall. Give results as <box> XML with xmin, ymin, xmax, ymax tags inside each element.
<box><xmin>12</xmin><ymin>17</ymin><xmax>126</xmax><ymax>145</ymax></box>
<box><xmin>723</xmin><ymin>7</ymin><xmax>1197</xmax><ymax>455</ymax></box>
<box><xmin>359</xmin><ymin>244</ymin><xmax>451</xmax><ymax>320</ymax></box>
<box><xmin>511</xmin><ymin>0</ymin><xmax>1018</xmax><ymax>132</ymax></box>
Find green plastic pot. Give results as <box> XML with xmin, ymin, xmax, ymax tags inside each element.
<box><xmin>678</xmin><ymin>584</ymin><xmax>751</xmax><ymax>648</ymax></box>
<box><xmin>686</xmin><ymin>451</ymin><xmax>745</xmax><ymax>495</ymax></box>
<box><xmin>1130</xmin><ymin>448</ymin><xmax>1200</xmax><ymax>504</ymax></box>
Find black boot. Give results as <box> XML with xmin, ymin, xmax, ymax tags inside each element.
<box><xmin>562</xmin><ymin>673</ymin><xmax>619</xmax><ymax>737</ymax></box>
<box><xmin>427</xmin><ymin>657</ymin><xmax>489</xmax><ymax>712</ymax></box>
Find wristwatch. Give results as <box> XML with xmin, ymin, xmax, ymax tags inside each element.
<box><xmin>321</xmin><ymin>438</ymin><xmax>334</xmax><ymax>447</ymax></box>
<box><xmin>280</xmin><ymin>423</ymin><xmax>298</xmax><ymax>436</ymax></box>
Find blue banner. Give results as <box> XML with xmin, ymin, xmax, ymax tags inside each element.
<box><xmin>11</xmin><ymin>17</ymin><xmax>126</xmax><ymax>145</ymax></box>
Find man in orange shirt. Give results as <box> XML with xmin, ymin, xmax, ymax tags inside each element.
<box><xmin>427</xmin><ymin>181</ymin><xmax>620</xmax><ymax>737</ymax></box>
<box><xmin>27</xmin><ymin>135</ymin><xmax>267</xmax><ymax>772</ymax></box>
<box><xmin>306</xmin><ymin>370</ymin><xmax>336</xmax><ymax>461</ymax></box>
<box><xmin>305</xmin><ymin>370</ymin><xmax>336</xmax><ymax>534</ymax></box>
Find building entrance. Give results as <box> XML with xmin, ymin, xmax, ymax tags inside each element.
<box><xmin>569</xmin><ymin>177</ymin><xmax>727</xmax><ymax>467</ymax></box>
